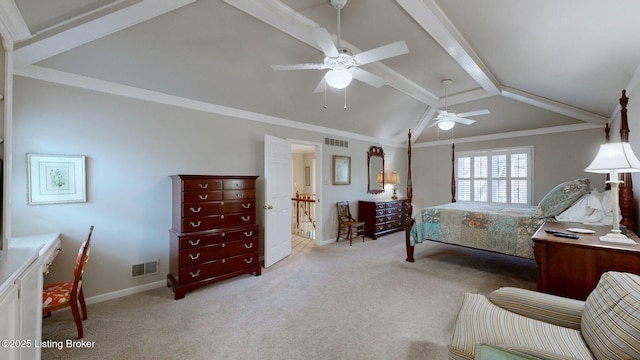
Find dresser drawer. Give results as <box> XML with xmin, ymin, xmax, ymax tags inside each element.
<box><xmin>178</xmin><ymin>226</ymin><xmax>258</xmax><ymax>249</ymax></box>
<box><xmin>178</xmin><ymin>238</ymin><xmax>258</xmax><ymax>266</ymax></box>
<box><xmin>182</xmin><ymin>200</ymin><xmax>256</xmax><ymax>218</ymax></box>
<box><xmin>181</xmin><ymin>212</ymin><xmax>255</xmax><ymax>232</ymax></box>
<box><xmin>223</xmin><ymin>189</ymin><xmax>255</xmax><ymax>200</ymax></box>
<box><xmin>182</xmin><ymin>191</ymin><xmax>223</xmax><ymax>203</ymax></box>
<box><xmin>182</xmin><ymin>179</ymin><xmax>223</xmax><ymax>191</ymax></box>
<box><xmin>179</xmin><ymin>252</ymin><xmax>259</xmax><ymax>284</ymax></box>
<box><xmin>224</xmin><ymin>179</ymin><xmax>255</xmax><ymax>190</ymax></box>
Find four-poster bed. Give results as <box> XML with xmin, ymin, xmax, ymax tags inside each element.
<box><xmin>404</xmin><ymin>90</ymin><xmax>635</xmax><ymax>262</ymax></box>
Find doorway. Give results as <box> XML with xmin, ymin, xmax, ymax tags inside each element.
<box><xmin>291</xmin><ymin>141</ymin><xmax>322</xmax><ymax>248</ymax></box>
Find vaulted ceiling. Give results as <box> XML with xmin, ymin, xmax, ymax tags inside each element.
<box><xmin>4</xmin><ymin>0</ymin><xmax>640</xmax><ymax>146</ymax></box>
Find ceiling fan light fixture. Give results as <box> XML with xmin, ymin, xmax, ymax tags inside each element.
<box><xmin>325</xmin><ymin>68</ymin><xmax>352</xmax><ymax>89</ymax></box>
<box><xmin>438</xmin><ymin>120</ymin><xmax>455</xmax><ymax>131</ymax></box>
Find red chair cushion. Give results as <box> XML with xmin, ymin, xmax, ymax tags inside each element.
<box><xmin>43</xmin><ymin>281</ymin><xmax>73</xmax><ymax>308</ymax></box>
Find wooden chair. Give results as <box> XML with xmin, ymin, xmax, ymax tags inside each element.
<box><xmin>336</xmin><ymin>201</ymin><xmax>365</xmax><ymax>246</ymax></box>
<box><xmin>43</xmin><ymin>226</ymin><xmax>94</xmax><ymax>338</ymax></box>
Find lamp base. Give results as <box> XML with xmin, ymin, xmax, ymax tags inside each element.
<box><xmin>599</xmin><ymin>232</ymin><xmax>637</xmax><ymax>245</ymax></box>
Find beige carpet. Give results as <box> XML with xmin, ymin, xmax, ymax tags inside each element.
<box><xmin>42</xmin><ymin>232</ymin><xmax>535</xmax><ymax>360</ymax></box>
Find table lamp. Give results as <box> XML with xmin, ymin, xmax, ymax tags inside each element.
<box><xmin>389</xmin><ymin>171</ymin><xmax>400</xmax><ymax>200</ymax></box>
<box><xmin>584</xmin><ymin>142</ymin><xmax>640</xmax><ymax>243</ymax></box>
<box><xmin>376</xmin><ymin>171</ymin><xmax>384</xmax><ymax>189</ymax></box>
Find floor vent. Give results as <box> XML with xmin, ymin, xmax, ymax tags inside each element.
<box><xmin>130</xmin><ymin>259</ymin><xmax>159</xmax><ymax>278</ymax></box>
<box><xmin>325</xmin><ymin>137</ymin><xmax>348</xmax><ymax>148</ymax></box>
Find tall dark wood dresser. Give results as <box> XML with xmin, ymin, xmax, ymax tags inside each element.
<box><xmin>167</xmin><ymin>175</ymin><xmax>261</xmax><ymax>299</ymax></box>
<box><xmin>358</xmin><ymin>199</ymin><xmax>407</xmax><ymax>239</ymax></box>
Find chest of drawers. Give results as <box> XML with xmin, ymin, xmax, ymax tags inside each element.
<box><xmin>167</xmin><ymin>175</ymin><xmax>260</xmax><ymax>299</ymax></box>
<box><xmin>358</xmin><ymin>199</ymin><xmax>407</xmax><ymax>239</ymax></box>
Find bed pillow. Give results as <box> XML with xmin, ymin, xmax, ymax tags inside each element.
<box><xmin>535</xmin><ymin>178</ymin><xmax>590</xmax><ymax>218</ymax></box>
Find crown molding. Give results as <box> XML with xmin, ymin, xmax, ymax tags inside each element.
<box><xmin>0</xmin><ymin>0</ymin><xmax>31</xmax><ymax>43</ymax></box>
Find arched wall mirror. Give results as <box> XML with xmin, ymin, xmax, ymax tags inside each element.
<box><xmin>367</xmin><ymin>146</ymin><xmax>385</xmax><ymax>194</ymax></box>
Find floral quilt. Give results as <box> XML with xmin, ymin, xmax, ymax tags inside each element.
<box><xmin>409</xmin><ymin>202</ymin><xmax>546</xmax><ymax>259</ymax></box>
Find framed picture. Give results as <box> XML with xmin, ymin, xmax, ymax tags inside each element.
<box><xmin>305</xmin><ymin>166</ymin><xmax>311</xmax><ymax>186</ymax></box>
<box><xmin>27</xmin><ymin>154</ymin><xmax>86</xmax><ymax>205</ymax></box>
<box><xmin>332</xmin><ymin>155</ymin><xmax>351</xmax><ymax>185</ymax></box>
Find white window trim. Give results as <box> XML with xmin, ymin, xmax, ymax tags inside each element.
<box><xmin>456</xmin><ymin>146</ymin><xmax>534</xmax><ymax>205</ymax></box>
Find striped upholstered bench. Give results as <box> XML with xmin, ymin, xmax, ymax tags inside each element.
<box><xmin>448</xmin><ymin>271</ymin><xmax>640</xmax><ymax>360</ymax></box>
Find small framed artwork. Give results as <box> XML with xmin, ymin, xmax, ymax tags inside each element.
<box><xmin>27</xmin><ymin>154</ymin><xmax>86</xmax><ymax>205</ymax></box>
<box><xmin>332</xmin><ymin>155</ymin><xmax>351</xmax><ymax>185</ymax></box>
<box><xmin>305</xmin><ymin>166</ymin><xmax>311</xmax><ymax>186</ymax></box>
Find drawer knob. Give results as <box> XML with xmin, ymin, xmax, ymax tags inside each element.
<box><xmin>198</xmin><ymin>183</ymin><xmax>209</xmax><ymax>189</ymax></box>
<box><xmin>222</xmin><ymin>259</ymin><xmax>226</xmax><ymax>263</ymax></box>
<box><xmin>220</xmin><ymin>201</ymin><xmax>225</xmax><ymax>205</ymax></box>
<box><xmin>244</xmin><ymin>243</ymin><xmax>253</xmax><ymax>249</ymax></box>
<box><xmin>188</xmin><ymin>239</ymin><xmax>201</xmax><ymax>246</ymax></box>
<box><xmin>221</xmin><ymin>215</ymin><xmax>225</xmax><ymax>219</ymax></box>
<box><xmin>222</xmin><ymin>233</ymin><xmax>226</xmax><ymax>237</ymax></box>
<box><xmin>189</xmin><ymin>270</ymin><xmax>201</xmax><ymax>278</ymax></box>
<box><xmin>241</xmin><ymin>203</ymin><xmax>251</xmax><ymax>209</ymax></box>
<box><xmin>190</xmin><ymin>207</ymin><xmax>202</xmax><ymax>213</ymax></box>
<box><xmin>189</xmin><ymin>253</ymin><xmax>201</xmax><ymax>260</ymax></box>
<box><xmin>190</xmin><ymin>221</ymin><xmax>202</xmax><ymax>228</ymax></box>
<box><xmin>198</xmin><ymin>194</ymin><xmax>209</xmax><ymax>200</ymax></box>
<box><xmin>242</xmin><ymin>216</ymin><xmax>251</xmax><ymax>222</ymax></box>
<box><xmin>244</xmin><ymin>231</ymin><xmax>253</xmax><ymax>237</ymax></box>
<box><xmin>244</xmin><ymin>258</ymin><xmax>254</xmax><ymax>264</ymax></box>
<box><xmin>236</xmin><ymin>193</ymin><xmax>245</xmax><ymax>198</ymax></box>
<box><xmin>222</xmin><ymin>243</ymin><xmax>226</xmax><ymax>248</ymax></box>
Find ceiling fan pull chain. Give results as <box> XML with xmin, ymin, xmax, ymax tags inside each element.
<box><xmin>344</xmin><ymin>88</ymin><xmax>348</xmax><ymax>109</ymax></box>
<box><xmin>324</xmin><ymin>83</ymin><xmax>328</xmax><ymax>109</ymax></box>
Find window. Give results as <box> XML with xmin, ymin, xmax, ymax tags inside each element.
<box><xmin>456</xmin><ymin>147</ymin><xmax>533</xmax><ymax>205</ymax></box>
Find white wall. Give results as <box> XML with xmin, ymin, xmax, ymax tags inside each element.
<box><xmin>11</xmin><ymin>77</ymin><xmax>405</xmax><ymax>298</ymax></box>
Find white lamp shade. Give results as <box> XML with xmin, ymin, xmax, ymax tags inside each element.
<box><xmin>324</xmin><ymin>68</ymin><xmax>353</xmax><ymax>89</ymax></box>
<box><xmin>437</xmin><ymin>120</ymin><xmax>455</xmax><ymax>131</ymax></box>
<box><xmin>585</xmin><ymin>142</ymin><xmax>640</xmax><ymax>174</ymax></box>
<box><xmin>376</xmin><ymin>171</ymin><xmax>384</xmax><ymax>184</ymax></box>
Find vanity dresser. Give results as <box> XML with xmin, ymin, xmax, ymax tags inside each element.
<box><xmin>167</xmin><ymin>175</ymin><xmax>260</xmax><ymax>299</ymax></box>
<box><xmin>358</xmin><ymin>199</ymin><xmax>408</xmax><ymax>239</ymax></box>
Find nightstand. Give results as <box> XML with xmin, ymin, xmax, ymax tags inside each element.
<box><xmin>532</xmin><ymin>222</ymin><xmax>640</xmax><ymax>300</ymax></box>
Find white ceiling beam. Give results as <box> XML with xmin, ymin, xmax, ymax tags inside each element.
<box><xmin>502</xmin><ymin>87</ymin><xmax>607</xmax><ymax>125</ymax></box>
<box><xmin>224</xmin><ymin>0</ymin><xmax>440</xmax><ymax>107</ymax></box>
<box><xmin>13</xmin><ymin>0</ymin><xmax>195</xmax><ymax>68</ymax></box>
<box><xmin>0</xmin><ymin>0</ymin><xmax>31</xmax><ymax>43</ymax></box>
<box><xmin>396</xmin><ymin>0</ymin><xmax>500</xmax><ymax>95</ymax></box>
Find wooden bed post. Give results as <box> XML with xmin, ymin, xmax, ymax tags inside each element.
<box><xmin>618</xmin><ymin>90</ymin><xmax>635</xmax><ymax>233</ymax></box>
<box><xmin>451</xmin><ymin>143</ymin><xmax>456</xmax><ymax>203</ymax></box>
<box><xmin>405</xmin><ymin>130</ymin><xmax>415</xmax><ymax>262</ymax></box>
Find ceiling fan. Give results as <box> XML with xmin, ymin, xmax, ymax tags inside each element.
<box><xmin>271</xmin><ymin>0</ymin><xmax>409</xmax><ymax>92</ymax></box>
<box><xmin>429</xmin><ymin>79</ymin><xmax>490</xmax><ymax>130</ymax></box>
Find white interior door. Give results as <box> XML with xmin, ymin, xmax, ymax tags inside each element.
<box><xmin>264</xmin><ymin>134</ymin><xmax>292</xmax><ymax>267</ymax></box>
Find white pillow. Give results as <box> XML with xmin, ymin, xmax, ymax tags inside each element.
<box><xmin>555</xmin><ymin>190</ymin><xmax>617</xmax><ymax>225</ymax></box>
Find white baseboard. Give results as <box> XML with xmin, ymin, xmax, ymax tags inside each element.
<box><xmin>85</xmin><ymin>280</ymin><xmax>167</xmax><ymax>305</ymax></box>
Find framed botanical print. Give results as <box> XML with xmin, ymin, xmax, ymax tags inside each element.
<box><xmin>27</xmin><ymin>154</ymin><xmax>86</xmax><ymax>204</ymax></box>
<box><xmin>333</xmin><ymin>155</ymin><xmax>351</xmax><ymax>185</ymax></box>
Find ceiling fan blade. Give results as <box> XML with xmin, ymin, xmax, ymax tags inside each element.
<box><xmin>349</xmin><ymin>68</ymin><xmax>385</xmax><ymax>88</ymax></box>
<box><xmin>312</xmin><ymin>27</ymin><xmax>340</xmax><ymax>58</ymax></box>
<box><xmin>427</xmin><ymin>120</ymin><xmax>441</xmax><ymax>128</ymax></box>
<box><xmin>455</xmin><ymin>118</ymin><xmax>476</xmax><ymax>125</ymax></box>
<box><xmin>457</xmin><ymin>109</ymin><xmax>490</xmax><ymax>118</ymax></box>
<box><xmin>353</xmin><ymin>41</ymin><xmax>409</xmax><ymax>65</ymax></box>
<box><xmin>271</xmin><ymin>63</ymin><xmax>324</xmax><ymax>71</ymax></box>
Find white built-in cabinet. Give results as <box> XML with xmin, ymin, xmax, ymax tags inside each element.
<box><xmin>0</xmin><ymin>247</ymin><xmax>43</xmax><ymax>360</ymax></box>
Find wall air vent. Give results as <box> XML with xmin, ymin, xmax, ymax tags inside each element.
<box><xmin>325</xmin><ymin>137</ymin><xmax>349</xmax><ymax>148</ymax></box>
<box><xmin>130</xmin><ymin>259</ymin><xmax>159</xmax><ymax>278</ymax></box>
